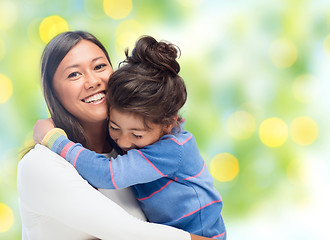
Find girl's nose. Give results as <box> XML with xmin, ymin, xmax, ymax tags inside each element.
<box><xmin>117</xmin><ymin>136</ymin><xmax>132</xmax><ymax>150</ymax></box>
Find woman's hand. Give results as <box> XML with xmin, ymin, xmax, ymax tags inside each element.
<box><xmin>33</xmin><ymin>118</ymin><xmax>55</xmax><ymax>144</ymax></box>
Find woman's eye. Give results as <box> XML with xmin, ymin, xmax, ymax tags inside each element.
<box><xmin>95</xmin><ymin>64</ymin><xmax>106</xmax><ymax>70</ymax></box>
<box><xmin>68</xmin><ymin>72</ymin><xmax>80</xmax><ymax>79</ymax></box>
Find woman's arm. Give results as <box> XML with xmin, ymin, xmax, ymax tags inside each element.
<box><xmin>17</xmin><ymin>144</ymin><xmax>190</xmax><ymax>240</ymax></box>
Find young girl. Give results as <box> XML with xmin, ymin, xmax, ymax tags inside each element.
<box><xmin>33</xmin><ymin>35</ymin><xmax>226</xmax><ymax>239</ymax></box>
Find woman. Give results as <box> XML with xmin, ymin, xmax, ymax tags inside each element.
<box><xmin>17</xmin><ymin>31</ymin><xmax>213</xmax><ymax>240</ymax></box>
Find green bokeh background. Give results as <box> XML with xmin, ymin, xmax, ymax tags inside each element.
<box><xmin>0</xmin><ymin>0</ymin><xmax>329</xmax><ymax>239</ymax></box>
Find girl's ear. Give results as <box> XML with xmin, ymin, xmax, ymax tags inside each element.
<box><xmin>163</xmin><ymin>114</ymin><xmax>178</xmax><ymax>134</ymax></box>
<box><xmin>163</xmin><ymin>124</ymin><xmax>172</xmax><ymax>135</ymax></box>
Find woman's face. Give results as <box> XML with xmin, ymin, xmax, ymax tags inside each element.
<box><xmin>53</xmin><ymin>40</ymin><xmax>113</xmax><ymax>126</ymax></box>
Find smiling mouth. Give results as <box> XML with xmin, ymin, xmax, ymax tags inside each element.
<box><xmin>82</xmin><ymin>92</ymin><xmax>105</xmax><ymax>103</ymax></box>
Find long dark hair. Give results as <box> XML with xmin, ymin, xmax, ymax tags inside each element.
<box><xmin>41</xmin><ymin>31</ymin><xmax>112</xmax><ymax>147</ymax></box>
<box><xmin>107</xmin><ymin>35</ymin><xmax>187</xmax><ymax>130</ymax></box>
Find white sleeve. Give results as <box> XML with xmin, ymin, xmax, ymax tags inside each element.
<box><xmin>17</xmin><ymin>144</ymin><xmax>190</xmax><ymax>240</ymax></box>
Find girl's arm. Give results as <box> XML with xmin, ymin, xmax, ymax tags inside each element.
<box><xmin>17</xmin><ymin>145</ymin><xmax>192</xmax><ymax>240</ymax></box>
<box><xmin>39</xmin><ymin>128</ymin><xmax>181</xmax><ymax>189</ymax></box>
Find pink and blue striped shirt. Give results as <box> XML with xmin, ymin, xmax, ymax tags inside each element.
<box><xmin>44</xmin><ymin>128</ymin><xmax>226</xmax><ymax>239</ymax></box>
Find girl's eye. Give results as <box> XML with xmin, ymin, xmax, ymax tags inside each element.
<box><xmin>133</xmin><ymin>134</ymin><xmax>143</xmax><ymax>139</ymax></box>
<box><xmin>95</xmin><ymin>64</ymin><xmax>106</xmax><ymax>70</ymax></box>
<box><xmin>68</xmin><ymin>72</ymin><xmax>81</xmax><ymax>79</ymax></box>
<box><xmin>110</xmin><ymin>126</ymin><xmax>119</xmax><ymax>131</ymax></box>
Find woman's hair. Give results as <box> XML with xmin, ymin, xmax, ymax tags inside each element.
<box><xmin>41</xmin><ymin>31</ymin><xmax>111</xmax><ymax>147</ymax></box>
<box><xmin>107</xmin><ymin>35</ymin><xmax>187</xmax><ymax>130</ymax></box>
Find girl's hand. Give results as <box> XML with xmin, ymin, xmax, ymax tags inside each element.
<box><xmin>33</xmin><ymin>118</ymin><xmax>55</xmax><ymax>144</ymax></box>
<box><xmin>190</xmin><ymin>234</ymin><xmax>215</xmax><ymax>240</ymax></box>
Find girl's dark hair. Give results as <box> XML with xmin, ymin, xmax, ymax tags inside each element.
<box><xmin>41</xmin><ymin>31</ymin><xmax>111</xmax><ymax>147</ymax></box>
<box><xmin>107</xmin><ymin>35</ymin><xmax>187</xmax><ymax>129</ymax></box>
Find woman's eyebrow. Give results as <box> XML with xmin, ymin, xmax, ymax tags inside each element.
<box><xmin>64</xmin><ymin>64</ymin><xmax>79</xmax><ymax>71</ymax></box>
<box><xmin>92</xmin><ymin>56</ymin><xmax>105</xmax><ymax>62</ymax></box>
<box><xmin>64</xmin><ymin>57</ymin><xmax>106</xmax><ymax>71</ymax></box>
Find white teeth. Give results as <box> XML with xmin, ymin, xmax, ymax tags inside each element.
<box><xmin>83</xmin><ymin>93</ymin><xmax>105</xmax><ymax>103</ymax></box>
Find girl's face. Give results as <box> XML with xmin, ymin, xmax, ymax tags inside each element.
<box><xmin>109</xmin><ymin>108</ymin><xmax>168</xmax><ymax>153</ymax></box>
<box><xmin>53</xmin><ymin>40</ymin><xmax>113</xmax><ymax>126</ymax></box>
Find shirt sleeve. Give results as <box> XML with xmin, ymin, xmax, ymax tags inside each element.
<box><xmin>43</xmin><ymin>129</ymin><xmax>183</xmax><ymax>189</ymax></box>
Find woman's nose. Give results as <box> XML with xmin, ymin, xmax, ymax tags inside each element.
<box><xmin>85</xmin><ymin>73</ymin><xmax>101</xmax><ymax>89</ymax></box>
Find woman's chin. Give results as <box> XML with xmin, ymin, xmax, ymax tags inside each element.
<box><xmin>80</xmin><ymin>112</ymin><xmax>108</xmax><ymax>125</ymax></box>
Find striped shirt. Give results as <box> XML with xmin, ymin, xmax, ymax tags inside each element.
<box><xmin>43</xmin><ymin>128</ymin><xmax>226</xmax><ymax>239</ymax></box>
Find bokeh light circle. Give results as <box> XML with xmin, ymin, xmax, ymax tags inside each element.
<box><xmin>0</xmin><ymin>74</ymin><xmax>13</xmax><ymax>104</ymax></box>
<box><xmin>290</xmin><ymin>116</ymin><xmax>318</xmax><ymax>146</ymax></box>
<box><xmin>269</xmin><ymin>38</ymin><xmax>298</xmax><ymax>68</ymax></box>
<box><xmin>259</xmin><ymin>117</ymin><xmax>288</xmax><ymax>147</ymax></box>
<box><xmin>115</xmin><ymin>20</ymin><xmax>143</xmax><ymax>57</ymax></box>
<box><xmin>0</xmin><ymin>203</ymin><xmax>14</xmax><ymax>232</ymax></box>
<box><xmin>39</xmin><ymin>15</ymin><xmax>69</xmax><ymax>43</ymax></box>
<box><xmin>226</xmin><ymin>110</ymin><xmax>256</xmax><ymax>140</ymax></box>
<box><xmin>210</xmin><ymin>153</ymin><xmax>239</xmax><ymax>182</ymax></box>
<box><xmin>103</xmin><ymin>0</ymin><xmax>132</xmax><ymax>19</ymax></box>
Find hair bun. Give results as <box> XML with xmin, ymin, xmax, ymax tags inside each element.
<box><xmin>128</xmin><ymin>35</ymin><xmax>181</xmax><ymax>75</ymax></box>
